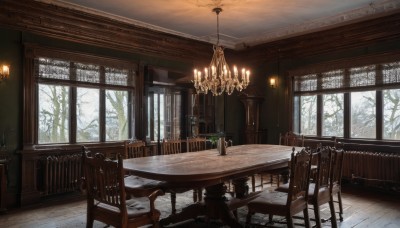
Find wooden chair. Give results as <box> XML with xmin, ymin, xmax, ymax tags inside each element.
<box><xmin>124</xmin><ymin>141</ymin><xmax>164</xmax><ymax>198</ymax></box>
<box><xmin>161</xmin><ymin>139</ymin><xmax>182</xmax><ymax>155</ymax></box>
<box><xmin>186</xmin><ymin>137</ymin><xmax>206</xmax><ymax>153</ymax></box>
<box><xmin>246</xmin><ymin>147</ymin><xmax>312</xmax><ymax>228</ymax></box>
<box><xmin>280</xmin><ymin>131</ymin><xmax>305</xmax><ymax>147</ymax></box>
<box><xmin>331</xmin><ymin>148</ymin><xmax>345</xmax><ymax>222</ymax></box>
<box><xmin>124</xmin><ymin>140</ymin><xmax>147</xmax><ymax>158</ymax></box>
<box><xmin>276</xmin><ymin>146</ymin><xmax>343</xmax><ymax>227</ymax></box>
<box><xmin>257</xmin><ymin>131</ymin><xmax>304</xmax><ymax>190</ymax></box>
<box><xmin>308</xmin><ymin>146</ymin><xmax>337</xmax><ymax>228</ymax></box>
<box><xmin>81</xmin><ymin>147</ymin><xmax>164</xmax><ymax>228</ymax></box>
<box><xmin>161</xmin><ymin>139</ymin><xmax>188</xmax><ymax>215</ymax></box>
<box><xmin>186</xmin><ymin>137</ymin><xmax>207</xmax><ymax>202</ymax></box>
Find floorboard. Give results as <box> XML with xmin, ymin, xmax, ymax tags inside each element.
<box><xmin>0</xmin><ymin>178</ymin><xmax>399</xmax><ymax>228</ymax></box>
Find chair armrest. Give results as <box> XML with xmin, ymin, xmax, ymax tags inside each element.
<box><xmin>148</xmin><ymin>189</ymin><xmax>165</xmax><ymax>212</ymax></box>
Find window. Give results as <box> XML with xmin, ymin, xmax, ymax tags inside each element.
<box><xmin>106</xmin><ymin>90</ymin><xmax>129</xmax><ymax>141</ymax></box>
<box><xmin>323</xmin><ymin>93</ymin><xmax>344</xmax><ymax>137</ymax></box>
<box><xmin>147</xmin><ymin>87</ymin><xmax>182</xmax><ymax>141</ymax></box>
<box><xmin>350</xmin><ymin>91</ymin><xmax>376</xmax><ymax>138</ymax></box>
<box><xmin>76</xmin><ymin>87</ymin><xmax>100</xmax><ymax>142</ymax></box>
<box><xmin>383</xmin><ymin>89</ymin><xmax>400</xmax><ymax>140</ymax></box>
<box><xmin>300</xmin><ymin>95</ymin><xmax>317</xmax><ymax>135</ymax></box>
<box><xmin>292</xmin><ymin>58</ymin><xmax>400</xmax><ymax>140</ymax></box>
<box><xmin>30</xmin><ymin>50</ymin><xmax>136</xmax><ymax>145</ymax></box>
<box><xmin>38</xmin><ymin>84</ymin><xmax>70</xmax><ymax>144</ymax></box>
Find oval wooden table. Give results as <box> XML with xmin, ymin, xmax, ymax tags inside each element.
<box><xmin>123</xmin><ymin>144</ymin><xmax>299</xmax><ymax>227</ymax></box>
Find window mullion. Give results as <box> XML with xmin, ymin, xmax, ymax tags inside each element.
<box><xmin>100</xmin><ymin>66</ymin><xmax>106</xmax><ymax>142</ymax></box>
<box><xmin>70</xmin><ymin>62</ymin><xmax>77</xmax><ymax>144</ymax></box>
<box><xmin>376</xmin><ymin>64</ymin><xmax>383</xmax><ymax>140</ymax></box>
<box><xmin>317</xmin><ymin>73</ymin><xmax>323</xmax><ymax>137</ymax></box>
<box><xmin>150</xmin><ymin>92</ymin><xmax>155</xmax><ymax>141</ymax></box>
<box><xmin>343</xmin><ymin>69</ymin><xmax>350</xmax><ymax>138</ymax></box>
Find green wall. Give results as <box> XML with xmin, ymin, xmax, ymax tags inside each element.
<box><xmin>0</xmin><ymin>28</ymin><xmax>23</xmax><ymax>204</ymax></box>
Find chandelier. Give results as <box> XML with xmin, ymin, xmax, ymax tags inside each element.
<box><xmin>193</xmin><ymin>7</ymin><xmax>250</xmax><ymax>96</ymax></box>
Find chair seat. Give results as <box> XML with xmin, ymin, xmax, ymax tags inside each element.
<box><xmin>307</xmin><ymin>183</ymin><xmax>329</xmax><ymax>198</ymax></box>
<box><xmin>124</xmin><ymin>175</ymin><xmax>165</xmax><ymax>197</ymax></box>
<box><xmin>276</xmin><ymin>183</ymin><xmax>330</xmax><ymax>200</ymax></box>
<box><xmin>247</xmin><ymin>191</ymin><xmax>290</xmax><ymax>215</ymax></box>
<box><xmin>96</xmin><ymin>197</ymin><xmax>156</xmax><ymax>218</ymax></box>
<box><xmin>127</xmin><ymin>198</ymin><xmax>157</xmax><ymax>218</ymax></box>
<box><xmin>248</xmin><ymin>190</ymin><xmax>309</xmax><ymax>217</ymax></box>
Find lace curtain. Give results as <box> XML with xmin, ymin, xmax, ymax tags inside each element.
<box><xmin>35</xmin><ymin>57</ymin><xmax>135</xmax><ymax>88</ymax></box>
<box><xmin>293</xmin><ymin>61</ymin><xmax>400</xmax><ymax>95</ymax></box>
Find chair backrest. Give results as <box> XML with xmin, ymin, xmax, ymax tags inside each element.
<box><xmin>313</xmin><ymin>146</ymin><xmax>333</xmax><ymax>196</ymax></box>
<box><xmin>186</xmin><ymin>137</ymin><xmax>207</xmax><ymax>152</ymax></box>
<box><xmin>279</xmin><ymin>131</ymin><xmax>304</xmax><ymax>147</ymax></box>
<box><xmin>125</xmin><ymin>140</ymin><xmax>147</xmax><ymax>158</ymax></box>
<box><xmin>162</xmin><ymin>139</ymin><xmax>182</xmax><ymax>155</ymax></box>
<box><xmin>330</xmin><ymin>148</ymin><xmax>345</xmax><ymax>189</ymax></box>
<box><xmin>287</xmin><ymin>147</ymin><xmax>312</xmax><ymax>206</ymax></box>
<box><xmin>82</xmin><ymin>147</ymin><xmax>127</xmax><ymax>214</ymax></box>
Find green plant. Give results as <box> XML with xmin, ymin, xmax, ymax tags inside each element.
<box><xmin>209</xmin><ymin>136</ymin><xmax>218</xmax><ymax>147</ymax></box>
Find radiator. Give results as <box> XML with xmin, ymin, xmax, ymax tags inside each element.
<box><xmin>43</xmin><ymin>154</ymin><xmax>82</xmax><ymax>196</ymax></box>
<box><xmin>342</xmin><ymin>151</ymin><xmax>400</xmax><ymax>185</ymax></box>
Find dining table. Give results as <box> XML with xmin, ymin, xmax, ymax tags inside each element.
<box><xmin>123</xmin><ymin>144</ymin><xmax>300</xmax><ymax>227</ymax></box>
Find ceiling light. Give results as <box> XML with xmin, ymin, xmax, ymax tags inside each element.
<box><xmin>193</xmin><ymin>7</ymin><xmax>250</xmax><ymax>96</ymax></box>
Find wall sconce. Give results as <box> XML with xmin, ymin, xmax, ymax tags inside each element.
<box><xmin>0</xmin><ymin>64</ymin><xmax>10</xmax><ymax>82</ymax></box>
<box><xmin>269</xmin><ymin>77</ymin><xmax>277</xmax><ymax>88</ymax></box>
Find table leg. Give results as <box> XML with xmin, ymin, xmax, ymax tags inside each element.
<box><xmin>159</xmin><ymin>201</ymin><xmax>206</xmax><ymax>226</ymax></box>
<box><xmin>204</xmin><ymin>183</ymin><xmax>242</xmax><ymax>228</ymax></box>
<box><xmin>160</xmin><ymin>183</ymin><xmax>243</xmax><ymax>228</ymax></box>
<box><xmin>231</xmin><ymin>177</ymin><xmax>249</xmax><ymax>198</ymax></box>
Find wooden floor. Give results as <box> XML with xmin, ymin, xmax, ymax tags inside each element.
<box><xmin>0</xmin><ymin>181</ymin><xmax>399</xmax><ymax>228</ymax></box>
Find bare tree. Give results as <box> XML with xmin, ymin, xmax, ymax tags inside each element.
<box><xmin>39</xmin><ymin>85</ymin><xmax>69</xmax><ymax>143</ymax></box>
<box><xmin>106</xmin><ymin>90</ymin><xmax>128</xmax><ymax>140</ymax></box>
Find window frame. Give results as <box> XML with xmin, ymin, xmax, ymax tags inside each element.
<box><xmin>289</xmin><ymin>52</ymin><xmax>400</xmax><ymax>144</ymax></box>
<box><xmin>23</xmin><ymin>44</ymin><xmax>138</xmax><ymax>149</ymax></box>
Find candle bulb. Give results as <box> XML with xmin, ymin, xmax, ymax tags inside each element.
<box><xmin>246</xmin><ymin>70</ymin><xmax>250</xmax><ymax>82</ymax></box>
<box><xmin>212</xmin><ymin>65</ymin><xmax>216</xmax><ymax>79</ymax></box>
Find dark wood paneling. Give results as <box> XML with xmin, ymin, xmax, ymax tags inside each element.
<box><xmin>0</xmin><ymin>0</ymin><xmax>212</xmax><ymax>63</ymax></box>
<box><xmin>242</xmin><ymin>12</ymin><xmax>400</xmax><ymax>63</ymax></box>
